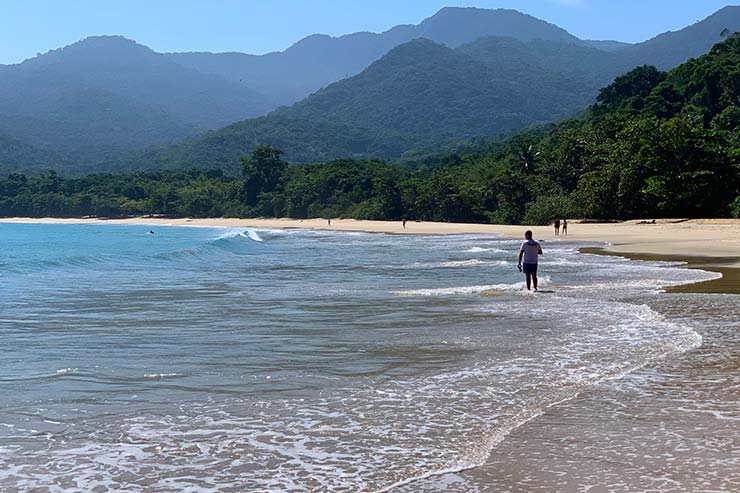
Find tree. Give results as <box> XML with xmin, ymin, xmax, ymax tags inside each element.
<box><xmin>241</xmin><ymin>146</ymin><xmax>288</xmax><ymax>206</ymax></box>
<box><xmin>593</xmin><ymin>65</ymin><xmax>666</xmax><ymax>115</ymax></box>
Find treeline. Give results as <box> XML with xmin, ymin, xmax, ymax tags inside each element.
<box><xmin>2</xmin><ymin>36</ymin><xmax>740</xmax><ymax>223</ymax></box>
<box><xmin>0</xmin><ymin>169</ymin><xmax>244</xmax><ymax>218</ymax></box>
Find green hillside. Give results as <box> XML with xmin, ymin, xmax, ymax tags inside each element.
<box><xmin>621</xmin><ymin>6</ymin><xmax>740</xmax><ymax>69</ymax></box>
<box><xmin>0</xmin><ymin>36</ymin><xmax>273</xmax><ymax>172</ymax></box>
<box><xmin>140</xmin><ymin>38</ymin><xmax>600</xmax><ymax>171</ymax></box>
<box><xmin>168</xmin><ymin>6</ymin><xmax>582</xmax><ymax>107</ymax></box>
<box><xmin>136</xmin><ymin>6</ymin><xmax>740</xmax><ymax>174</ymax></box>
<box><xmin>458</xmin><ymin>36</ymin><xmax>632</xmax><ymax>86</ymax></box>
<box><xmin>3</xmin><ymin>6</ymin><xmax>740</xmax><ymax>176</ymax></box>
<box><xmin>283</xmin><ymin>39</ymin><xmax>593</xmax><ymax>137</ymax></box>
<box><xmin>4</xmin><ymin>35</ymin><xmax>740</xmax><ymax>222</ymax></box>
<box><xmin>0</xmin><ymin>134</ymin><xmax>66</xmax><ymax>174</ymax></box>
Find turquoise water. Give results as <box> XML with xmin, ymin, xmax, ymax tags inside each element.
<box><xmin>0</xmin><ymin>223</ymin><xmax>724</xmax><ymax>491</ymax></box>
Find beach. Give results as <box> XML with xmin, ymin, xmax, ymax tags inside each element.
<box><xmin>3</xmin><ymin>216</ymin><xmax>740</xmax><ymax>263</ymax></box>
<box><xmin>4</xmin><ymin>216</ymin><xmax>740</xmax><ymax>294</ymax></box>
<box><xmin>1</xmin><ymin>218</ymin><xmax>738</xmax><ymax>491</ymax></box>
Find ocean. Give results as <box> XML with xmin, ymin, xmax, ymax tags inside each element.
<box><xmin>1</xmin><ymin>223</ymin><xmax>737</xmax><ymax>492</ymax></box>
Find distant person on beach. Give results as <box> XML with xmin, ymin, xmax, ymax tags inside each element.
<box><xmin>562</xmin><ymin>219</ymin><xmax>568</xmax><ymax>236</ymax></box>
<box><xmin>554</xmin><ymin>219</ymin><xmax>560</xmax><ymax>236</ymax></box>
<box><xmin>328</xmin><ymin>219</ymin><xmax>331</xmax><ymax>226</ymax></box>
<box><xmin>518</xmin><ymin>230</ymin><xmax>543</xmax><ymax>291</ymax></box>
<box><xmin>402</xmin><ymin>219</ymin><xmax>407</xmax><ymax>229</ymax></box>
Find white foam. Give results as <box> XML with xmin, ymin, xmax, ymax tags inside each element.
<box><xmin>393</xmin><ymin>276</ymin><xmax>551</xmax><ymax>296</ymax></box>
<box><xmin>142</xmin><ymin>373</ymin><xmax>183</xmax><ymax>380</ymax></box>
<box><xmin>213</xmin><ymin>230</ymin><xmax>242</xmax><ymax>241</ymax></box>
<box><xmin>464</xmin><ymin>247</ymin><xmax>506</xmax><ymax>253</ymax></box>
<box><xmin>213</xmin><ymin>228</ymin><xmax>264</xmax><ymax>242</ymax></box>
<box><xmin>245</xmin><ymin>229</ymin><xmax>263</xmax><ymax>242</ymax></box>
<box><xmin>396</xmin><ymin>284</ymin><xmax>506</xmax><ymax>296</ymax></box>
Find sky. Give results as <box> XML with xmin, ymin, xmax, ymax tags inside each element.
<box><xmin>1</xmin><ymin>0</ymin><xmax>738</xmax><ymax>64</ymax></box>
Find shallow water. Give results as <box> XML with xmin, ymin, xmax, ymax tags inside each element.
<box><xmin>0</xmin><ymin>223</ymin><xmax>730</xmax><ymax>492</ymax></box>
<box><xmin>396</xmin><ymin>293</ymin><xmax>740</xmax><ymax>492</ymax></box>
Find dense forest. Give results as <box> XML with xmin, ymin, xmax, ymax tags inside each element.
<box><xmin>137</xmin><ymin>37</ymin><xmax>606</xmax><ymax>171</ymax></box>
<box><xmin>2</xmin><ymin>36</ymin><xmax>740</xmax><ymax>223</ymax></box>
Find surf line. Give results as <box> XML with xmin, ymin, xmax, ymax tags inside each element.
<box><xmin>371</xmin><ymin>317</ymin><xmax>702</xmax><ymax>493</ymax></box>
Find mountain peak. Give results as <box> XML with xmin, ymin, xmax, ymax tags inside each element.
<box><xmin>66</xmin><ymin>35</ymin><xmax>154</xmax><ymax>56</ymax></box>
<box><xmin>416</xmin><ymin>6</ymin><xmax>579</xmax><ymax>47</ymax></box>
<box><xmin>18</xmin><ymin>35</ymin><xmax>154</xmax><ymax>68</ymax></box>
<box><xmin>712</xmin><ymin>5</ymin><xmax>740</xmax><ymax>15</ymax></box>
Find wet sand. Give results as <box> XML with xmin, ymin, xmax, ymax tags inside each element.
<box><xmin>581</xmin><ymin>247</ymin><xmax>740</xmax><ymax>294</ymax></box>
<box><xmin>395</xmin><ymin>291</ymin><xmax>740</xmax><ymax>492</ymax></box>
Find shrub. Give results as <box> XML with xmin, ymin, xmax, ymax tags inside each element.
<box><xmin>523</xmin><ymin>194</ymin><xmax>573</xmax><ymax>225</ymax></box>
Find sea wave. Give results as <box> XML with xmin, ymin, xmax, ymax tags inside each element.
<box><xmin>392</xmin><ymin>276</ymin><xmax>551</xmax><ymax>296</ymax></box>
<box><xmin>154</xmin><ymin>229</ymin><xmax>264</xmax><ymax>261</ymax></box>
<box><xmin>1</xmin><ymin>224</ymin><xmax>725</xmax><ymax>493</ymax></box>
<box><xmin>464</xmin><ymin>247</ymin><xmax>507</xmax><ymax>253</ymax></box>
<box><xmin>0</xmin><ymin>296</ymin><xmax>702</xmax><ymax>492</ymax></box>
<box><xmin>214</xmin><ymin>229</ymin><xmax>263</xmax><ymax>242</ymax></box>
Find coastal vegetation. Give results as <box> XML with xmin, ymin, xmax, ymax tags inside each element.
<box><xmin>2</xmin><ymin>36</ymin><xmax>740</xmax><ymax>223</ymax></box>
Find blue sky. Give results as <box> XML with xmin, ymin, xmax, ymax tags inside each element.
<box><xmin>1</xmin><ymin>0</ymin><xmax>737</xmax><ymax>64</ymax></box>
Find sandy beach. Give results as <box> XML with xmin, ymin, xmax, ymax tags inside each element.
<box><xmin>6</xmin><ymin>216</ymin><xmax>739</xmax><ymax>294</ymax></box>
<box><xmin>4</xmin><ymin>216</ymin><xmax>740</xmax><ymax>263</ymax></box>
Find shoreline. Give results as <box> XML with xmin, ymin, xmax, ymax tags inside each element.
<box><xmin>4</xmin><ymin>216</ymin><xmax>738</xmax><ymax>491</ymax></box>
<box><xmin>580</xmin><ymin>247</ymin><xmax>740</xmax><ymax>294</ymax></box>
<box><xmin>4</xmin><ymin>216</ymin><xmax>740</xmax><ymax>292</ymax></box>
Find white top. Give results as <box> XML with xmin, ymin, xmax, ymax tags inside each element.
<box><xmin>520</xmin><ymin>240</ymin><xmax>542</xmax><ymax>264</ymax></box>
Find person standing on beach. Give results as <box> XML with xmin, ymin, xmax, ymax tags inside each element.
<box><xmin>562</xmin><ymin>219</ymin><xmax>568</xmax><ymax>236</ymax></box>
<box><xmin>554</xmin><ymin>219</ymin><xmax>560</xmax><ymax>236</ymax></box>
<box><xmin>518</xmin><ymin>230</ymin><xmax>543</xmax><ymax>291</ymax></box>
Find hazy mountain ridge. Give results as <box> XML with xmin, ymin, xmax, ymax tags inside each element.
<box><xmin>457</xmin><ymin>36</ymin><xmax>633</xmax><ymax>86</ymax></box>
<box><xmin>282</xmin><ymin>38</ymin><xmax>595</xmax><ymax>137</ymax></box>
<box><xmin>137</xmin><ymin>38</ymin><xmax>610</xmax><ymax>170</ymax></box>
<box><xmin>3</xmin><ymin>5</ymin><xmax>740</xmax><ymax>175</ymax></box>
<box><xmin>7</xmin><ymin>34</ymin><xmax>740</xmax><ymax>223</ymax></box>
<box><xmin>0</xmin><ymin>36</ymin><xmax>274</xmax><ymax>171</ymax></box>
<box><xmin>168</xmin><ymin>7</ymin><xmax>588</xmax><ymax>107</ymax></box>
<box><xmin>0</xmin><ymin>133</ymin><xmax>67</xmax><ymax>174</ymax></box>
<box><xmin>621</xmin><ymin>5</ymin><xmax>740</xmax><ymax>69</ymax></box>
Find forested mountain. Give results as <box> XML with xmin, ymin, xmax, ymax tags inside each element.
<box><xmin>622</xmin><ymin>5</ymin><xmax>740</xmax><ymax>69</ymax></box>
<box><xmin>285</xmin><ymin>39</ymin><xmax>596</xmax><ymax>140</ymax></box>
<box><xmin>138</xmin><ymin>38</ymin><xmax>618</xmax><ymax>170</ymax></box>
<box><xmin>168</xmin><ymin>6</ymin><xmax>740</xmax><ymax>108</ymax></box>
<box><xmin>0</xmin><ymin>36</ymin><xmax>273</xmax><ymax>171</ymax></box>
<box><xmin>0</xmin><ymin>134</ymin><xmax>66</xmax><ymax>174</ymax></box>
<box><xmin>166</xmin><ymin>28</ymin><xmax>415</xmax><ymax>110</ymax></box>
<box><xmin>5</xmin><ymin>35</ymin><xmax>740</xmax><ymax>222</ymax></box>
<box><xmin>458</xmin><ymin>36</ymin><xmax>633</xmax><ymax>86</ymax></box>
<box><xmin>168</xmin><ymin>7</ymin><xmax>583</xmax><ymax>107</ymax></box>
<box><xmin>134</xmin><ymin>6</ymin><xmax>740</xmax><ymax>172</ymax></box>
<box><xmin>3</xmin><ymin>5</ymin><xmax>740</xmax><ymax>175</ymax></box>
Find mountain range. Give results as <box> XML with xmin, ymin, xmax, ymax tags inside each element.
<box><xmin>2</xmin><ymin>5</ymin><xmax>740</xmax><ymax>174</ymax></box>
